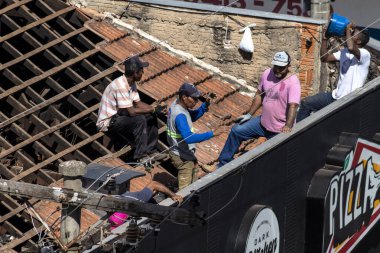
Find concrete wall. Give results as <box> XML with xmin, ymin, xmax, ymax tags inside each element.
<box><xmin>83</xmin><ymin>0</ymin><xmax>322</xmax><ymax>96</ymax></box>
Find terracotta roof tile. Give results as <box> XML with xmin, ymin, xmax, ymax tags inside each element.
<box><xmin>86</xmin><ymin>20</ymin><xmax>125</xmax><ymax>41</ymax></box>
<box><xmin>139</xmin><ymin>64</ymin><xmax>212</xmax><ymax>100</ymax></box>
<box><xmin>102</xmin><ymin>36</ymin><xmax>154</xmax><ymax>60</ymax></box>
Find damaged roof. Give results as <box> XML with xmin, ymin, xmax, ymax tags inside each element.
<box><xmin>0</xmin><ymin>0</ymin><xmax>254</xmax><ymax>251</ymax></box>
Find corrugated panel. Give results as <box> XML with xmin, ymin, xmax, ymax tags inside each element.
<box><xmin>97</xmin><ymin>157</ymin><xmax>177</xmax><ymax>192</ymax></box>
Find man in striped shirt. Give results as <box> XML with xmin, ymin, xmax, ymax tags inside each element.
<box><xmin>96</xmin><ymin>56</ymin><xmax>166</xmax><ymax>162</ymax></box>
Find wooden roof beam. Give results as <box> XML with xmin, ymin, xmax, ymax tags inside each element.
<box><xmin>0</xmin><ymin>6</ymin><xmax>75</xmax><ymax>43</ymax></box>
<box><xmin>0</xmin><ymin>0</ymin><xmax>32</xmax><ymax>16</ymax></box>
<box><xmin>0</xmin><ymin>47</ymin><xmax>99</xmax><ymax>100</ymax></box>
<box><xmin>0</xmin><ymin>66</ymin><xmax>116</xmax><ymax>129</ymax></box>
<box><xmin>11</xmin><ymin>132</ymin><xmax>104</xmax><ymax>182</ymax></box>
<box><xmin>0</xmin><ymin>27</ymin><xmax>87</xmax><ymax>71</ymax></box>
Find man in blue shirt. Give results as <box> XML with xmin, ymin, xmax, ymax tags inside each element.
<box><xmin>167</xmin><ymin>83</ymin><xmax>227</xmax><ymax>190</ymax></box>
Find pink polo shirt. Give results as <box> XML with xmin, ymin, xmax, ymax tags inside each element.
<box><xmin>259</xmin><ymin>68</ymin><xmax>301</xmax><ymax>133</ymax></box>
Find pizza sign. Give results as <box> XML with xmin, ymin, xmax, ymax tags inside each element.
<box><xmin>324</xmin><ymin>138</ymin><xmax>380</xmax><ymax>253</ymax></box>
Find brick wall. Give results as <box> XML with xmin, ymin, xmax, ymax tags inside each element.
<box><xmin>84</xmin><ymin>0</ymin><xmax>322</xmax><ymax>96</ymax></box>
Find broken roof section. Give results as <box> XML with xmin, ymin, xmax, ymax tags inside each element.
<box><xmin>0</xmin><ymin>0</ymin><xmax>252</xmax><ymax>250</ymax></box>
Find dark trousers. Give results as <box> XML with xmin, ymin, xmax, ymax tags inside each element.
<box><xmin>296</xmin><ymin>92</ymin><xmax>336</xmax><ymax>122</ymax></box>
<box><xmin>108</xmin><ymin>114</ymin><xmax>158</xmax><ymax>160</ymax></box>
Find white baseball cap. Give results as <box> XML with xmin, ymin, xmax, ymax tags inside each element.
<box><xmin>271</xmin><ymin>51</ymin><xmax>290</xmax><ymax>66</ymax></box>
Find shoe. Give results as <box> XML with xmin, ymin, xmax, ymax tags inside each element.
<box><xmin>137</xmin><ymin>155</ymin><xmax>151</xmax><ymax>164</ymax></box>
<box><xmin>201</xmin><ymin>164</ymin><xmax>217</xmax><ymax>173</ymax></box>
<box><xmin>148</xmin><ymin>151</ymin><xmax>168</xmax><ymax>162</ymax></box>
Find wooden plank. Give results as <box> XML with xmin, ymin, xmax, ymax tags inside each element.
<box><xmin>0</xmin><ymin>134</ymin><xmax>36</xmax><ymax>171</ymax></box>
<box><xmin>0</xmin><ymin>66</ymin><xmax>117</xmax><ymax>129</ymax></box>
<box><xmin>19</xmin><ymin>88</ymin><xmax>92</xmax><ymax>163</ymax></box>
<box><xmin>0</xmin><ymin>6</ymin><xmax>76</xmax><ymax>43</ymax></box>
<box><xmin>49</xmin><ymin>106</ymin><xmax>111</xmax><ymax>156</ymax></box>
<box><xmin>2</xmin><ymin>221</ymin><xmax>23</xmax><ymax>238</ymax></box>
<box><xmin>0</xmin><ymin>105</ymin><xmax>99</xmax><ymax>159</ymax></box>
<box><xmin>6</xmin><ymin>99</ymin><xmax>59</xmax><ymax>161</ymax></box>
<box><xmin>29</xmin><ymin>115</ymin><xmax>92</xmax><ymax>164</ymax></box>
<box><xmin>12</xmin><ymin>132</ymin><xmax>104</xmax><ymax>182</ymax></box>
<box><xmin>0</xmin><ymin>27</ymin><xmax>87</xmax><ymax>71</ymax></box>
<box><xmin>0</xmin><ymin>179</ymin><xmax>202</xmax><ymax>225</ymax></box>
<box><xmin>2</xmin><ymin>58</ymin><xmax>109</xmax><ymax>160</ymax></box>
<box><xmin>0</xmin><ymin>0</ymin><xmax>32</xmax><ymax>16</ymax></box>
<box><xmin>0</xmin><ymin>224</ymin><xmax>44</xmax><ymax>251</ymax></box>
<box><xmin>0</xmin><ymin>198</ymin><xmax>39</xmax><ymax>223</ymax></box>
<box><xmin>0</xmin><ymin>47</ymin><xmax>99</xmax><ymax>100</ymax></box>
<box><xmin>0</xmin><ymin>100</ymin><xmax>55</xmax><ymax>184</ymax></box>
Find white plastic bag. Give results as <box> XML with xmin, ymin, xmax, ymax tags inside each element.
<box><xmin>239</xmin><ymin>28</ymin><xmax>254</xmax><ymax>53</ymax></box>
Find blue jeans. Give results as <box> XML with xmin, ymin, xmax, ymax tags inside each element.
<box><xmin>296</xmin><ymin>92</ymin><xmax>336</xmax><ymax>122</ymax></box>
<box><xmin>217</xmin><ymin>116</ymin><xmax>277</xmax><ymax>167</ymax></box>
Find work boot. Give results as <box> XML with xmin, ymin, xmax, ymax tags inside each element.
<box><xmin>201</xmin><ymin>164</ymin><xmax>217</xmax><ymax>173</ymax></box>
<box><xmin>148</xmin><ymin>151</ymin><xmax>168</xmax><ymax>162</ymax></box>
<box><xmin>137</xmin><ymin>155</ymin><xmax>151</xmax><ymax>164</ymax></box>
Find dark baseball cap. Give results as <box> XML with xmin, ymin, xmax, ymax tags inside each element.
<box><xmin>124</xmin><ymin>56</ymin><xmax>149</xmax><ymax>76</ymax></box>
<box><xmin>178</xmin><ymin>82</ymin><xmax>202</xmax><ymax>98</ymax></box>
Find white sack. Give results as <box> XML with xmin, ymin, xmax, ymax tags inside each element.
<box><xmin>239</xmin><ymin>28</ymin><xmax>254</xmax><ymax>53</ymax></box>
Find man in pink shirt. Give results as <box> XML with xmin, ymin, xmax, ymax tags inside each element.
<box><xmin>217</xmin><ymin>51</ymin><xmax>301</xmax><ymax>167</ymax></box>
<box><xmin>97</xmin><ymin>56</ymin><xmax>166</xmax><ymax>162</ymax></box>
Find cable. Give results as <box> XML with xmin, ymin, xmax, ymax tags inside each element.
<box><xmin>25</xmin><ymin>203</ymin><xmax>43</xmax><ymax>243</ymax></box>
<box><xmin>205</xmin><ymin>171</ymin><xmax>243</xmax><ymax>221</ymax></box>
<box><xmin>43</xmin><ymin>162</ymin><xmax>142</xmax><ymax>245</ymax></box>
<box><xmin>124</xmin><ymin>170</ymin><xmax>242</xmax><ymax>252</ymax></box>
<box><xmin>124</xmin><ymin>190</ymin><xmax>198</xmax><ymax>253</ymax></box>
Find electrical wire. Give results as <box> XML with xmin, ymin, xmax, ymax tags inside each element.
<box><xmin>124</xmin><ymin>190</ymin><xmax>198</xmax><ymax>253</ymax></box>
<box><xmin>42</xmin><ymin>162</ymin><xmax>142</xmax><ymax>245</ymax></box>
<box><xmin>205</xmin><ymin>171</ymin><xmax>243</xmax><ymax>221</ymax></box>
<box><xmin>25</xmin><ymin>203</ymin><xmax>43</xmax><ymax>244</ymax></box>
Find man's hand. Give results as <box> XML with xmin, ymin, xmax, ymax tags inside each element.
<box><xmin>281</xmin><ymin>125</ymin><xmax>292</xmax><ymax>133</ymax></box>
<box><xmin>213</xmin><ymin>126</ymin><xmax>229</xmax><ymax>136</ymax></box>
<box><xmin>346</xmin><ymin>23</ymin><xmax>356</xmax><ymax>34</ymax></box>
<box><xmin>199</xmin><ymin>92</ymin><xmax>217</xmax><ymax>108</ymax></box>
<box><xmin>322</xmin><ymin>25</ymin><xmax>328</xmax><ymax>40</ymax></box>
<box><xmin>171</xmin><ymin>194</ymin><xmax>183</xmax><ymax>204</ymax></box>
<box><xmin>153</xmin><ymin>103</ymin><xmax>167</xmax><ymax>115</ymax></box>
<box><xmin>236</xmin><ymin>113</ymin><xmax>252</xmax><ymax>125</ymax></box>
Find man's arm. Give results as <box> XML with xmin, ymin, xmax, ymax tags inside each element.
<box><xmin>247</xmin><ymin>90</ymin><xmax>264</xmax><ymax>115</ymax></box>
<box><xmin>281</xmin><ymin>103</ymin><xmax>299</xmax><ymax>133</ymax></box>
<box><xmin>147</xmin><ymin>181</ymin><xmax>183</xmax><ymax>204</ymax></box>
<box><xmin>345</xmin><ymin>23</ymin><xmax>361</xmax><ymax>60</ymax></box>
<box><xmin>118</xmin><ymin>101</ymin><xmax>155</xmax><ymax>116</ymax></box>
<box><xmin>321</xmin><ymin>26</ymin><xmax>338</xmax><ymax>63</ymax></box>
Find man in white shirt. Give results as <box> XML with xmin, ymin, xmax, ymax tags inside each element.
<box><xmin>296</xmin><ymin>23</ymin><xmax>370</xmax><ymax>122</ymax></box>
<box><xmin>96</xmin><ymin>56</ymin><xmax>166</xmax><ymax>162</ymax></box>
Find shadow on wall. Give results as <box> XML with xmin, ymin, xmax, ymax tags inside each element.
<box><xmin>238</xmin><ymin>48</ymin><xmax>253</xmax><ymax>61</ymax></box>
